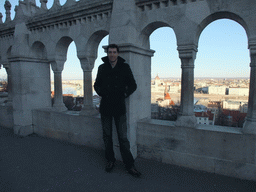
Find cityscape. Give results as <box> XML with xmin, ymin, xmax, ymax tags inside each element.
<box><xmin>1</xmin><ymin>75</ymin><xmax>249</xmax><ymax>128</ymax></box>
<box><xmin>54</xmin><ymin>75</ymin><xmax>250</xmax><ymax>128</ymax></box>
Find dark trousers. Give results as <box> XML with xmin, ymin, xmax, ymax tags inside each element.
<box><xmin>101</xmin><ymin>114</ymin><xmax>134</xmax><ymax>169</ymax></box>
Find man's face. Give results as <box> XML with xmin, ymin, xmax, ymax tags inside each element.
<box><xmin>107</xmin><ymin>48</ymin><xmax>119</xmax><ymax>63</ymax></box>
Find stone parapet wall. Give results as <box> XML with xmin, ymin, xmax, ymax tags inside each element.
<box><xmin>32</xmin><ymin>109</ymin><xmax>123</xmax><ymax>160</ymax></box>
<box><xmin>137</xmin><ymin>119</ymin><xmax>256</xmax><ymax>181</ymax></box>
<box><xmin>32</xmin><ymin>109</ymin><xmax>104</xmax><ymax>148</ymax></box>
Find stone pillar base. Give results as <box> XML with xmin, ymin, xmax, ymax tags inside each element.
<box><xmin>243</xmin><ymin>119</ymin><xmax>256</xmax><ymax>134</ymax></box>
<box><xmin>80</xmin><ymin>106</ymin><xmax>99</xmax><ymax>116</ymax></box>
<box><xmin>52</xmin><ymin>103</ymin><xmax>67</xmax><ymax>112</ymax></box>
<box><xmin>14</xmin><ymin>125</ymin><xmax>33</xmax><ymax>136</ymax></box>
<box><xmin>175</xmin><ymin>115</ymin><xmax>197</xmax><ymax>128</ymax></box>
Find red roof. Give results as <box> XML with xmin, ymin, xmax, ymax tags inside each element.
<box><xmin>195</xmin><ymin>112</ymin><xmax>209</xmax><ymax>118</ymax></box>
<box><xmin>222</xmin><ymin>109</ymin><xmax>247</xmax><ymax>123</ymax></box>
<box><xmin>155</xmin><ymin>75</ymin><xmax>160</xmax><ymax>80</ymax></box>
<box><xmin>164</xmin><ymin>92</ymin><xmax>172</xmax><ymax>100</ymax></box>
<box><xmin>169</xmin><ymin>100</ymin><xmax>175</xmax><ymax>105</ymax></box>
<box><xmin>63</xmin><ymin>94</ymin><xmax>74</xmax><ymax>97</ymax></box>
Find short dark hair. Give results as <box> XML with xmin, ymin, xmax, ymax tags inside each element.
<box><xmin>106</xmin><ymin>44</ymin><xmax>119</xmax><ymax>53</ymax></box>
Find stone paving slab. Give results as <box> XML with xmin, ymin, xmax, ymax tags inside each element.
<box><xmin>0</xmin><ymin>126</ymin><xmax>255</xmax><ymax>192</ymax></box>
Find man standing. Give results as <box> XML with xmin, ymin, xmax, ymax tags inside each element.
<box><xmin>94</xmin><ymin>44</ymin><xmax>141</xmax><ymax>177</ymax></box>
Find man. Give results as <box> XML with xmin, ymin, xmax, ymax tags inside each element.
<box><xmin>94</xmin><ymin>44</ymin><xmax>141</xmax><ymax>177</ymax></box>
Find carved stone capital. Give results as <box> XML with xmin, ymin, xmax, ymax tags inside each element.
<box><xmin>51</xmin><ymin>59</ymin><xmax>65</xmax><ymax>72</ymax></box>
<box><xmin>79</xmin><ymin>56</ymin><xmax>96</xmax><ymax>72</ymax></box>
<box><xmin>177</xmin><ymin>44</ymin><xmax>198</xmax><ymax>60</ymax></box>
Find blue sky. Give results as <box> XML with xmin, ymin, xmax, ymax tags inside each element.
<box><xmin>0</xmin><ymin>0</ymin><xmax>250</xmax><ymax>80</ymax></box>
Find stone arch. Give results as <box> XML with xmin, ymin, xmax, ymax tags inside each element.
<box><xmin>31</xmin><ymin>41</ymin><xmax>47</xmax><ymax>59</ymax></box>
<box><xmin>196</xmin><ymin>11</ymin><xmax>249</xmax><ymax>46</ymax></box>
<box><xmin>55</xmin><ymin>36</ymin><xmax>74</xmax><ymax>60</ymax></box>
<box><xmin>83</xmin><ymin>30</ymin><xmax>109</xmax><ymax>58</ymax></box>
<box><xmin>139</xmin><ymin>21</ymin><xmax>174</xmax><ymax>49</ymax></box>
<box><xmin>75</xmin><ymin>30</ymin><xmax>109</xmax><ymax>71</ymax></box>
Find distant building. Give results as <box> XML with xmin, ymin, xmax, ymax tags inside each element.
<box><xmin>228</xmin><ymin>87</ymin><xmax>249</xmax><ymax>96</ymax></box>
<box><xmin>195</xmin><ymin>111</ymin><xmax>215</xmax><ymax>125</ymax></box>
<box><xmin>151</xmin><ymin>76</ymin><xmax>165</xmax><ymax>93</ymax></box>
<box><xmin>207</xmin><ymin>86</ymin><xmax>227</xmax><ymax>95</ymax></box>
<box><xmin>194</xmin><ymin>104</ymin><xmax>207</xmax><ymax>112</ymax></box>
<box><xmin>151</xmin><ymin>75</ymin><xmax>180</xmax><ymax>94</ymax></box>
<box><xmin>207</xmin><ymin>101</ymin><xmax>222</xmax><ymax>109</ymax></box>
<box><xmin>207</xmin><ymin>101</ymin><xmax>222</xmax><ymax>123</ymax></box>
<box><xmin>168</xmin><ymin>83</ymin><xmax>181</xmax><ymax>94</ymax></box>
<box><xmin>221</xmin><ymin>109</ymin><xmax>247</xmax><ymax>127</ymax></box>
<box><xmin>195</xmin><ymin>112</ymin><xmax>209</xmax><ymax>125</ymax></box>
<box><xmin>222</xmin><ymin>100</ymin><xmax>248</xmax><ymax>113</ymax></box>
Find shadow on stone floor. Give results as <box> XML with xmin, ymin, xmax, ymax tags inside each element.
<box><xmin>0</xmin><ymin>126</ymin><xmax>255</xmax><ymax>192</ymax></box>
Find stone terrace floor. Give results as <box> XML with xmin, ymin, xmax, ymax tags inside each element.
<box><xmin>0</xmin><ymin>126</ymin><xmax>255</xmax><ymax>192</ymax></box>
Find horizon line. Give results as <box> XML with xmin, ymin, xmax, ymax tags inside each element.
<box><xmin>60</xmin><ymin>77</ymin><xmax>250</xmax><ymax>80</ymax></box>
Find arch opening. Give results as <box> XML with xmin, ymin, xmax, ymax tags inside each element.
<box><xmin>149</xmin><ymin>26</ymin><xmax>181</xmax><ymax>121</ymax></box>
<box><xmin>196</xmin><ymin>11</ymin><xmax>249</xmax><ymax>45</ymax></box>
<box><xmin>52</xmin><ymin>33</ymin><xmax>109</xmax><ymax>111</ymax></box>
<box><xmin>140</xmin><ymin>21</ymin><xmax>171</xmax><ymax>48</ymax></box>
<box><xmin>195</xmin><ymin>18</ymin><xmax>249</xmax><ymax>127</ymax></box>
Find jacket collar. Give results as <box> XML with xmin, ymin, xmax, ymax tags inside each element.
<box><xmin>101</xmin><ymin>56</ymin><xmax>126</xmax><ymax>66</ymax></box>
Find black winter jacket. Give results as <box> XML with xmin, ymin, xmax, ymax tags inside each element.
<box><xmin>94</xmin><ymin>56</ymin><xmax>137</xmax><ymax>116</ymax></box>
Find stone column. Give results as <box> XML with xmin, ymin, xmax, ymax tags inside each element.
<box><xmin>51</xmin><ymin>60</ymin><xmax>67</xmax><ymax>112</ymax></box>
<box><xmin>175</xmin><ymin>45</ymin><xmax>197</xmax><ymax>128</ymax></box>
<box><xmin>243</xmin><ymin>44</ymin><xmax>256</xmax><ymax>134</ymax></box>
<box><xmin>9</xmin><ymin>22</ymin><xmax>51</xmax><ymax>136</ymax></box>
<box><xmin>3</xmin><ymin>64</ymin><xmax>12</xmax><ymax>106</ymax></box>
<box><xmin>79</xmin><ymin>57</ymin><xmax>98</xmax><ymax>116</ymax></box>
